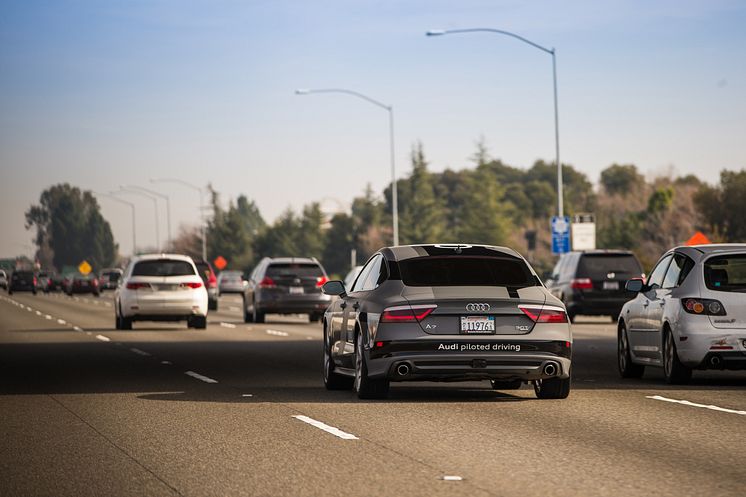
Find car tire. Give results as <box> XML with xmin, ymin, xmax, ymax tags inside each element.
<box><xmin>243</xmin><ymin>298</ymin><xmax>253</xmax><ymax>323</ymax></box>
<box><xmin>618</xmin><ymin>321</ymin><xmax>645</xmax><ymax>378</ymax></box>
<box><xmin>120</xmin><ymin>316</ymin><xmax>132</xmax><ymax>330</ymax></box>
<box><xmin>567</xmin><ymin>309</ymin><xmax>577</xmax><ymax>323</ymax></box>
<box><xmin>253</xmin><ymin>303</ymin><xmax>265</xmax><ymax>324</ymax></box>
<box><xmin>534</xmin><ymin>370</ymin><xmax>571</xmax><ymax>399</ymax></box>
<box><xmin>354</xmin><ymin>332</ymin><xmax>389</xmax><ymax>399</ymax></box>
<box><xmin>192</xmin><ymin>316</ymin><xmax>207</xmax><ymax>329</ymax></box>
<box><xmin>490</xmin><ymin>379</ymin><xmax>522</xmax><ymax>390</ymax></box>
<box><xmin>209</xmin><ymin>299</ymin><xmax>218</xmax><ymax>311</ymax></box>
<box><xmin>310</xmin><ymin>313</ymin><xmax>322</xmax><ymax>323</ymax></box>
<box><xmin>323</xmin><ymin>325</ymin><xmax>353</xmax><ymax>390</ymax></box>
<box><xmin>32</xmin><ymin>289</ymin><xmax>37</xmax><ymax>295</ymax></box>
<box><xmin>663</xmin><ymin>328</ymin><xmax>691</xmax><ymax>384</ymax></box>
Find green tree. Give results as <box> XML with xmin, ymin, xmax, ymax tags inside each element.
<box><xmin>207</xmin><ymin>188</ymin><xmax>265</xmax><ymax>270</ymax></box>
<box><xmin>695</xmin><ymin>170</ymin><xmax>746</xmax><ymax>241</ymax></box>
<box><xmin>398</xmin><ymin>142</ymin><xmax>447</xmax><ymax>244</ymax></box>
<box><xmin>600</xmin><ymin>164</ymin><xmax>645</xmax><ymax>195</ymax></box>
<box><xmin>455</xmin><ymin>169</ymin><xmax>513</xmax><ymax>245</ymax></box>
<box><xmin>322</xmin><ymin>213</ymin><xmax>355</xmax><ymax>276</ymax></box>
<box><xmin>25</xmin><ymin>183</ymin><xmax>117</xmax><ymax>271</ymax></box>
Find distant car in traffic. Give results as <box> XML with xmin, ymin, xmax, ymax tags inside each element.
<box><xmin>114</xmin><ymin>254</ymin><xmax>208</xmax><ymax>330</ymax></box>
<box><xmin>242</xmin><ymin>257</ymin><xmax>331</xmax><ymax>323</ymax></box>
<box><xmin>36</xmin><ymin>272</ymin><xmax>51</xmax><ymax>292</ymax></box>
<box><xmin>0</xmin><ymin>270</ymin><xmax>8</xmax><ymax>290</ymax></box>
<box><xmin>45</xmin><ymin>273</ymin><xmax>66</xmax><ymax>293</ymax></box>
<box><xmin>546</xmin><ymin>250</ymin><xmax>644</xmax><ymax>322</ymax></box>
<box><xmin>217</xmin><ymin>270</ymin><xmax>246</xmax><ymax>295</ymax></box>
<box><xmin>9</xmin><ymin>270</ymin><xmax>37</xmax><ymax>295</ymax></box>
<box><xmin>343</xmin><ymin>265</ymin><xmax>363</xmax><ymax>290</ymax></box>
<box><xmin>65</xmin><ymin>273</ymin><xmax>100</xmax><ymax>297</ymax></box>
<box><xmin>321</xmin><ymin>244</ymin><xmax>573</xmax><ymax>400</ymax></box>
<box><xmin>194</xmin><ymin>259</ymin><xmax>219</xmax><ymax>311</ymax></box>
<box><xmin>99</xmin><ymin>268</ymin><xmax>123</xmax><ymax>290</ymax></box>
<box><xmin>618</xmin><ymin>244</ymin><xmax>746</xmax><ymax>384</ymax></box>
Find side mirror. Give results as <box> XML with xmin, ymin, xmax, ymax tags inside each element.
<box><xmin>625</xmin><ymin>278</ymin><xmax>644</xmax><ymax>293</ymax></box>
<box><xmin>322</xmin><ymin>280</ymin><xmax>346</xmax><ymax>297</ymax></box>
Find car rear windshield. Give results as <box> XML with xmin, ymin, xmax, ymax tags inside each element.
<box><xmin>398</xmin><ymin>256</ymin><xmax>536</xmax><ymax>287</ymax></box>
<box><xmin>266</xmin><ymin>263</ymin><xmax>323</xmax><ymax>278</ymax></box>
<box><xmin>704</xmin><ymin>254</ymin><xmax>746</xmax><ymax>292</ymax></box>
<box><xmin>132</xmin><ymin>260</ymin><xmax>195</xmax><ymax>277</ymax></box>
<box><xmin>13</xmin><ymin>271</ymin><xmax>34</xmax><ymax>278</ymax></box>
<box><xmin>577</xmin><ymin>254</ymin><xmax>641</xmax><ymax>279</ymax></box>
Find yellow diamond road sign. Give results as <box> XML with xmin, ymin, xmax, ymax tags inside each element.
<box><xmin>78</xmin><ymin>260</ymin><xmax>92</xmax><ymax>275</ymax></box>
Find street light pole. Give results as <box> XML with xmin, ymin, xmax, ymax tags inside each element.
<box><xmin>426</xmin><ymin>28</ymin><xmax>563</xmax><ymax>218</ymax></box>
<box><xmin>151</xmin><ymin>178</ymin><xmax>207</xmax><ymax>260</ymax></box>
<box><xmin>124</xmin><ymin>185</ymin><xmax>171</xmax><ymax>251</ymax></box>
<box><xmin>295</xmin><ymin>88</ymin><xmax>399</xmax><ymax>246</ymax></box>
<box><xmin>114</xmin><ymin>188</ymin><xmax>160</xmax><ymax>252</ymax></box>
<box><xmin>95</xmin><ymin>192</ymin><xmax>137</xmax><ymax>255</ymax></box>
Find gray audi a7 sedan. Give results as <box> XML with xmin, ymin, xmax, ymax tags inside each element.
<box><xmin>321</xmin><ymin>244</ymin><xmax>572</xmax><ymax>399</ymax></box>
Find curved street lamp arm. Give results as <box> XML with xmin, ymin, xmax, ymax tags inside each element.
<box><xmin>297</xmin><ymin>88</ymin><xmax>391</xmax><ymax>111</ymax></box>
<box><xmin>429</xmin><ymin>28</ymin><xmax>553</xmax><ymax>54</ymax></box>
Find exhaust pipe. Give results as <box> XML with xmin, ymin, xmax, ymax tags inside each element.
<box><xmin>543</xmin><ymin>362</ymin><xmax>558</xmax><ymax>377</ymax></box>
<box><xmin>395</xmin><ymin>363</ymin><xmax>411</xmax><ymax>377</ymax></box>
<box><xmin>709</xmin><ymin>355</ymin><xmax>722</xmax><ymax>368</ymax></box>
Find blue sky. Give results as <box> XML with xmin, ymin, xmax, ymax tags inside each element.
<box><xmin>1</xmin><ymin>0</ymin><xmax>745</xmax><ymax>257</ymax></box>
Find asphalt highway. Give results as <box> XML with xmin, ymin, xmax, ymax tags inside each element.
<box><xmin>2</xmin><ymin>291</ymin><xmax>745</xmax><ymax>497</ymax></box>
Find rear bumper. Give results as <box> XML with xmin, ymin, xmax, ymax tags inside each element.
<box><xmin>674</xmin><ymin>319</ymin><xmax>746</xmax><ymax>367</ymax></box>
<box><xmin>568</xmin><ymin>298</ymin><xmax>627</xmax><ymax>316</ymax></box>
<box><xmin>367</xmin><ymin>340</ymin><xmax>572</xmax><ymax>381</ymax></box>
<box><xmin>258</xmin><ymin>297</ymin><xmax>331</xmax><ymax>314</ymax></box>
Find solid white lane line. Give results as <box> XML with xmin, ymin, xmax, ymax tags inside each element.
<box><xmin>185</xmin><ymin>371</ymin><xmax>218</xmax><ymax>384</ymax></box>
<box><xmin>266</xmin><ymin>329</ymin><xmax>289</xmax><ymax>337</ymax></box>
<box><xmin>220</xmin><ymin>322</ymin><xmax>237</xmax><ymax>329</ymax></box>
<box><xmin>57</xmin><ymin>319</ymin><xmax>66</xmax><ymax>325</ymax></box>
<box><xmin>292</xmin><ymin>415</ymin><xmax>359</xmax><ymax>440</ymax></box>
<box><xmin>130</xmin><ymin>348</ymin><xmax>151</xmax><ymax>356</ymax></box>
<box><xmin>647</xmin><ymin>395</ymin><xmax>746</xmax><ymax>416</ymax></box>
<box><xmin>95</xmin><ymin>334</ymin><xmax>110</xmax><ymax>342</ymax></box>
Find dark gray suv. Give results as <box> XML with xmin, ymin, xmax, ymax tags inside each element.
<box><xmin>242</xmin><ymin>257</ymin><xmax>331</xmax><ymax>323</ymax></box>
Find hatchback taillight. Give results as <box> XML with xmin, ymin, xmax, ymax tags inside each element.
<box><xmin>681</xmin><ymin>298</ymin><xmax>726</xmax><ymax>316</ymax></box>
<box><xmin>571</xmin><ymin>278</ymin><xmax>593</xmax><ymax>290</ymax></box>
<box><xmin>519</xmin><ymin>306</ymin><xmax>568</xmax><ymax>323</ymax></box>
<box><xmin>259</xmin><ymin>277</ymin><xmax>276</xmax><ymax>288</ymax></box>
<box><xmin>181</xmin><ymin>282</ymin><xmax>203</xmax><ymax>289</ymax></box>
<box><xmin>381</xmin><ymin>305</ymin><xmax>436</xmax><ymax>323</ymax></box>
<box><xmin>316</xmin><ymin>276</ymin><xmax>328</xmax><ymax>288</ymax></box>
<box><xmin>126</xmin><ymin>282</ymin><xmax>150</xmax><ymax>290</ymax></box>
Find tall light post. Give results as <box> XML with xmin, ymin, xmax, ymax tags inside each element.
<box><xmin>151</xmin><ymin>178</ymin><xmax>207</xmax><ymax>260</ymax></box>
<box><xmin>95</xmin><ymin>192</ymin><xmax>137</xmax><ymax>255</ymax></box>
<box><xmin>426</xmin><ymin>28</ymin><xmax>563</xmax><ymax>218</ymax></box>
<box><xmin>295</xmin><ymin>88</ymin><xmax>399</xmax><ymax>246</ymax></box>
<box><xmin>123</xmin><ymin>185</ymin><xmax>171</xmax><ymax>251</ymax></box>
<box><xmin>113</xmin><ymin>187</ymin><xmax>160</xmax><ymax>251</ymax></box>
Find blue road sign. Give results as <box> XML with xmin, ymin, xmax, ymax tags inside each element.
<box><xmin>551</xmin><ymin>216</ymin><xmax>571</xmax><ymax>254</ymax></box>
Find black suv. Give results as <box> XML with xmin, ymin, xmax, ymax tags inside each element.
<box><xmin>242</xmin><ymin>257</ymin><xmax>332</xmax><ymax>323</ymax></box>
<box><xmin>9</xmin><ymin>270</ymin><xmax>37</xmax><ymax>295</ymax></box>
<box><xmin>545</xmin><ymin>250</ymin><xmax>643</xmax><ymax>322</ymax></box>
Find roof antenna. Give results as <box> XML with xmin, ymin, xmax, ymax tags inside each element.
<box><xmin>455</xmin><ymin>244</ymin><xmax>463</xmax><ymax>254</ymax></box>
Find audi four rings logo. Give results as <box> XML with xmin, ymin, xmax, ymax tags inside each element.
<box><xmin>466</xmin><ymin>303</ymin><xmax>490</xmax><ymax>312</ymax></box>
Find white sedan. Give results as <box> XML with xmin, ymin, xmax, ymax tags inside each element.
<box><xmin>114</xmin><ymin>254</ymin><xmax>208</xmax><ymax>330</ymax></box>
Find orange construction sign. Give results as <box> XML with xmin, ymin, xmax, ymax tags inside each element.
<box><xmin>213</xmin><ymin>256</ymin><xmax>227</xmax><ymax>271</ymax></box>
<box><xmin>685</xmin><ymin>231</ymin><xmax>711</xmax><ymax>246</ymax></box>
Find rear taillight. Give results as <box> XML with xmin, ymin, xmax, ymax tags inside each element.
<box><xmin>126</xmin><ymin>282</ymin><xmax>150</xmax><ymax>290</ymax></box>
<box><xmin>316</xmin><ymin>276</ymin><xmax>329</xmax><ymax>287</ymax></box>
<box><xmin>180</xmin><ymin>282</ymin><xmax>203</xmax><ymax>289</ymax></box>
<box><xmin>381</xmin><ymin>305</ymin><xmax>436</xmax><ymax>323</ymax></box>
<box><xmin>681</xmin><ymin>298</ymin><xmax>726</xmax><ymax>316</ymax></box>
<box><xmin>91</xmin><ymin>279</ymin><xmax>98</xmax><ymax>286</ymax></box>
<box><xmin>259</xmin><ymin>277</ymin><xmax>276</xmax><ymax>288</ymax></box>
<box><xmin>33</xmin><ymin>277</ymin><xmax>37</xmax><ymax>285</ymax></box>
<box><xmin>519</xmin><ymin>305</ymin><xmax>568</xmax><ymax>323</ymax></box>
<box><xmin>208</xmin><ymin>273</ymin><xmax>217</xmax><ymax>288</ymax></box>
<box><xmin>571</xmin><ymin>278</ymin><xmax>593</xmax><ymax>290</ymax></box>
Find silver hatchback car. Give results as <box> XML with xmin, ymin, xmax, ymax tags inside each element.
<box><xmin>618</xmin><ymin>244</ymin><xmax>746</xmax><ymax>384</ymax></box>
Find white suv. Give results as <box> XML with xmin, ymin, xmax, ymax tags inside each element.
<box><xmin>115</xmin><ymin>254</ymin><xmax>208</xmax><ymax>330</ymax></box>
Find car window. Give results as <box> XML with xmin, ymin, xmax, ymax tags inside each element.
<box><xmin>646</xmin><ymin>254</ymin><xmax>672</xmax><ymax>289</ymax></box>
<box><xmin>132</xmin><ymin>260</ymin><xmax>195</xmax><ymax>277</ymax></box>
<box><xmin>704</xmin><ymin>254</ymin><xmax>746</xmax><ymax>292</ymax></box>
<box><xmin>662</xmin><ymin>254</ymin><xmax>693</xmax><ymax>289</ymax></box>
<box><xmin>399</xmin><ymin>255</ymin><xmax>536</xmax><ymax>287</ymax></box>
<box><xmin>266</xmin><ymin>263</ymin><xmax>323</xmax><ymax>278</ymax></box>
<box><xmin>351</xmin><ymin>258</ymin><xmax>376</xmax><ymax>293</ymax></box>
<box><xmin>359</xmin><ymin>255</ymin><xmax>384</xmax><ymax>292</ymax></box>
<box><xmin>578</xmin><ymin>254</ymin><xmax>642</xmax><ymax>279</ymax></box>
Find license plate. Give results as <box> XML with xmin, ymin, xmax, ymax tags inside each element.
<box><xmin>460</xmin><ymin>316</ymin><xmax>495</xmax><ymax>334</ymax></box>
<box><xmin>603</xmin><ymin>281</ymin><xmax>619</xmax><ymax>290</ymax></box>
<box><xmin>289</xmin><ymin>286</ymin><xmax>304</xmax><ymax>295</ymax></box>
<box><xmin>155</xmin><ymin>284</ymin><xmax>177</xmax><ymax>291</ymax></box>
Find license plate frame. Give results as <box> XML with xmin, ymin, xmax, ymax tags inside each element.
<box><xmin>289</xmin><ymin>286</ymin><xmax>304</xmax><ymax>295</ymax></box>
<box><xmin>460</xmin><ymin>315</ymin><xmax>496</xmax><ymax>334</ymax></box>
<box><xmin>603</xmin><ymin>281</ymin><xmax>619</xmax><ymax>290</ymax></box>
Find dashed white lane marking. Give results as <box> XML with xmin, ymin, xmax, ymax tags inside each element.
<box><xmin>35</xmin><ymin>310</ymin><xmax>41</xmax><ymax>316</ymax></box>
<box><xmin>229</xmin><ymin>306</ymin><xmax>240</xmax><ymax>311</ymax></box>
<box><xmin>647</xmin><ymin>395</ymin><xmax>746</xmax><ymax>416</ymax></box>
<box><xmin>93</xmin><ymin>300</ymin><xmax>99</xmax><ymax>305</ymax></box>
<box><xmin>95</xmin><ymin>334</ymin><xmax>110</xmax><ymax>342</ymax></box>
<box><xmin>104</xmin><ymin>302</ymin><xmax>112</xmax><ymax>307</ymax></box>
<box><xmin>57</xmin><ymin>319</ymin><xmax>66</xmax><ymax>325</ymax></box>
<box><xmin>442</xmin><ymin>476</ymin><xmax>464</xmax><ymax>481</ymax></box>
<box><xmin>292</xmin><ymin>415</ymin><xmax>359</xmax><ymax>440</ymax></box>
<box><xmin>130</xmin><ymin>348</ymin><xmax>151</xmax><ymax>357</ymax></box>
<box><xmin>220</xmin><ymin>322</ymin><xmax>237</xmax><ymax>329</ymax></box>
<box><xmin>45</xmin><ymin>314</ymin><xmax>52</xmax><ymax>320</ymax></box>
<box><xmin>161</xmin><ymin>360</ymin><xmax>172</xmax><ymax>365</ymax></box>
<box><xmin>306</xmin><ymin>336</ymin><xmax>314</xmax><ymax>340</ymax></box>
<box><xmin>266</xmin><ymin>329</ymin><xmax>289</xmax><ymax>337</ymax></box>
<box><xmin>185</xmin><ymin>371</ymin><xmax>218</xmax><ymax>384</ymax></box>
<box><xmin>242</xmin><ymin>394</ymin><xmax>253</xmax><ymax>397</ymax></box>
<box><xmin>73</xmin><ymin>326</ymin><xmax>83</xmax><ymax>332</ymax></box>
